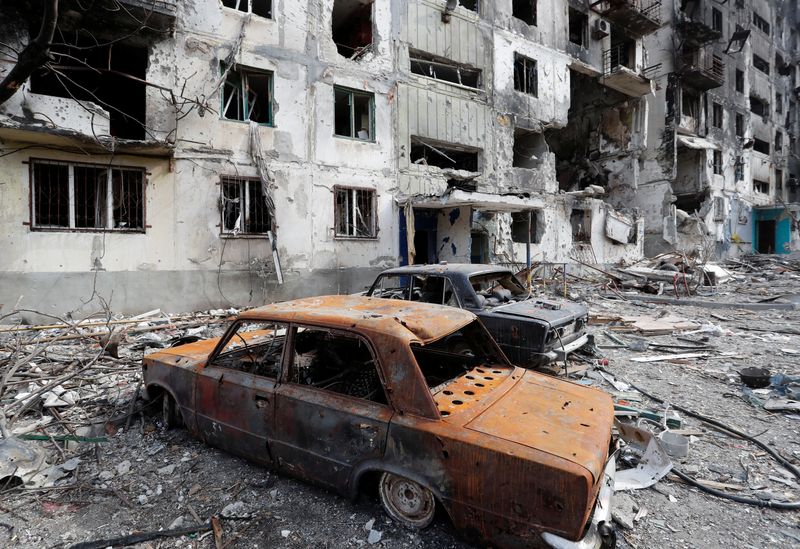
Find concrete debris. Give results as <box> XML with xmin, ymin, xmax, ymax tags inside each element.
<box><xmin>220</xmin><ymin>501</ymin><xmax>250</xmax><ymax>519</ymax></box>
<box><xmin>367</xmin><ymin>528</ymin><xmax>383</xmax><ymax>545</ymax></box>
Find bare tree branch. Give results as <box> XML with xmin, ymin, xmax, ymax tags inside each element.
<box><xmin>0</xmin><ymin>0</ymin><xmax>59</xmax><ymax>106</ymax></box>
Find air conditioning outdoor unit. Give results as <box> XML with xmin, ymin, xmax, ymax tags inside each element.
<box><xmin>593</xmin><ymin>19</ymin><xmax>610</xmax><ymax>39</ymax></box>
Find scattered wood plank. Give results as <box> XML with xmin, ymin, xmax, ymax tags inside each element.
<box><xmin>630</xmin><ymin>352</ymin><xmax>709</xmax><ymax>363</ymax></box>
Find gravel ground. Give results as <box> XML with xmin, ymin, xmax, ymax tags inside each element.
<box><xmin>2</xmin><ymin>261</ymin><xmax>800</xmax><ymax>549</ymax></box>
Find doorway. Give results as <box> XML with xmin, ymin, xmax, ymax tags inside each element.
<box><xmin>756</xmin><ymin>220</ymin><xmax>776</xmax><ymax>253</ymax></box>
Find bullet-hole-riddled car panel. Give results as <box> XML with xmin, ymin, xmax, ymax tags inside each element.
<box><xmin>142</xmin><ymin>296</ymin><xmax>616</xmax><ymax>549</ymax></box>
<box><xmin>365</xmin><ymin>264</ymin><xmax>590</xmax><ymax>368</ymax></box>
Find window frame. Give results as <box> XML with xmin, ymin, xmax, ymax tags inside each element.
<box><xmin>220</xmin><ymin>63</ymin><xmax>275</xmax><ymax>126</ymax></box>
<box><xmin>219</xmin><ymin>175</ymin><xmax>273</xmax><ymax>237</ymax></box>
<box><xmin>333</xmin><ymin>85</ymin><xmax>376</xmax><ymax>142</ymax></box>
<box><xmin>513</xmin><ymin>53</ymin><xmax>538</xmax><ymax>97</ymax></box>
<box><xmin>29</xmin><ymin>158</ymin><xmax>146</xmax><ymax>233</ymax></box>
<box><xmin>220</xmin><ymin>0</ymin><xmax>273</xmax><ymax>19</ymax></box>
<box><xmin>711</xmin><ymin>8</ymin><xmax>723</xmax><ymax>33</ymax></box>
<box><xmin>712</xmin><ymin>150</ymin><xmax>722</xmax><ymax>175</ymax></box>
<box><xmin>209</xmin><ymin>319</ymin><xmax>289</xmax><ymax>379</ymax></box>
<box><xmin>333</xmin><ymin>185</ymin><xmax>378</xmax><ymax>240</ymax></box>
<box><xmin>711</xmin><ymin>102</ymin><xmax>723</xmax><ymax>129</ymax></box>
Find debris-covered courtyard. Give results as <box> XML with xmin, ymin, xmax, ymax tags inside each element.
<box><xmin>2</xmin><ymin>253</ymin><xmax>800</xmax><ymax>549</ymax></box>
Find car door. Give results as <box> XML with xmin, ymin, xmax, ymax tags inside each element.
<box><xmin>272</xmin><ymin>325</ymin><xmax>393</xmax><ymax>492</ymax></box>
<box><xmin>194</xmin><ymin>320</ymin><xmax>288</xmax><ymax>466</ymax></box>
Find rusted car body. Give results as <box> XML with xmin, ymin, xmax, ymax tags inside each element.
<box><xmin>365</xmin><ymin>264</ymin><xmax>590</xmax><ymax>368</ymax></box>
<box><xmin>143</xmin><ymin>296</ymin><xmax>616</xmax><ymax>549</ymax></box>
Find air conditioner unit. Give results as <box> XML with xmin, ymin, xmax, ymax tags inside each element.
<box><xmin>593</xmin><ymin>19</ymin><xmax>610</xmax><ymax>39</ymax></box>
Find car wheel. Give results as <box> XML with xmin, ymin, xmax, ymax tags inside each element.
<box><xmin>162</xmin><ymin>393</ymin><xmax>183</xmax><ymax>430</ymax></box>
<box><xmin>379</xmin><ymin>472</ymin><xmax>435</xmax><ymax>529</ymax></box>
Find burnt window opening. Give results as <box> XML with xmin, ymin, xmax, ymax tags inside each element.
<box><xmin>334</xmin><ymin>186</ymin><xmax>377</xmax><ymax>238</ymax></box>
<box><xmin>753</xmin><ymin>138</ymin><xmax>770</xmax><ymax>155</ymax></box>
<box><xmin>511</xmin><ymin>211</ymin><xmax>540</xmax><ymax>243</ymax></box>
<box><xmin>753</xmin><ymin>12</ymin><xmax>770</xmax><ymax>36</ymax></box>
<box><xmin>570</xmin><ymin>209</ymin><xmax>590</xmax><ymax>243</ymax></box>
<box><xmin>749</xmin><ymin>95</ymin><xmax>769</xmax><ymax>117</ymax></box>
<box><xmin>734</xmin><ymin>157</ymin><xmax>744</xmax><ymax>181</ymax></box>
<box><xmin>711</xmin><ymin>102</ymin><xmax>723</xmax><ymax>128</ymax></box>
<box><xmin>752</xmin><ymin>54</ymin><xmax>770</xmax><ymax>75</ymax></box>
<box><xmin>568</xmin><ymin>8</ymin><xmax>587</xmax><ymax>46</ymax></box>
<box><xmin>754</xmin><ymin>179</ymin><xmax>769</xmax><ymax>194</ymax></box>
<box><xmin>221</xmin><ymin>65</ymin><xmax>273</xmax><ymax>124</ymax></box>
<box><xmin>212</xmin><ymin>322</ymin><xmax>287</xmax><ymax>378</ymax></box>
<box><xmin>513</xmin><ymin>128</ymin><xmax>546</xmax><ymax>168</ymax></box>
<box><xmin>290</xmin><ymin>327</ymin><xmax>387</xmax><ymax>405</ymax></box>
<box><xmin>221</xmin><ymin>0</ymin><xmax>272</xmax><ymax>18</ymax></box>
<box><xmin>735</xmin><ymin>69</ymin><xmax>744</xmax><ymax>93</ymax></box>
<box><xmin>221</xmin><ymin>176</ymin><xmax>272</xmax><ymax>235</ymax></box>
<box><xmin>776</xmin><ymin>93</ymin><xmax>783</xmax><ymax>114</ymax></box>
<box><xmin>410</xmin><ymin>139</ymin><xmax>480</xmax><ymax>172</ymax></box>
<box><xmin>409</xmin><ymin>50</ymin><xmax>481</xmax><ymax>88</ymax></box>
<box><xmin>29</xmin><ymin>41</ymin><xmax>147</xmax><ymax>140</ymax></box>
<box><xmin>675</xmin><ymin>193</ymin><xmax>703</xmax><ymax>215</ymax></box>
<box><xmin>513</xmin><ymin>54</ymin><xmax>538</xmax><ymax>97</ymax></box>
<box><xmin>31</xmin><ymin>160</ymin><xmax>144</xmax><ymax>231</ymax></box>
<box><xmin>776</xmin><ymin>169</ymin><xmax>783</xmax><ymax>190</ymax></box>
<box><xmin>713</xmin><ymin>150</ymin><xmax>722</xmax><ymax>175</ymax></box>
<box><xmin>334</xmin><ymin>87</ymin><xmax>374</xmax><ymax>140</ymax></box>
<box><xmin>776</xmin><ymin>131</ymin><xmax>783</xmax><ymax>152</ymax></box>
<box><xmin>711</xmin><ymin>8</ymin><xmax>722</xmax><ymax>33</ymax></box>
<box><xmin>459</xmin><ymin>0</ymin><xmax>479</xmax><ymax>13</ymax></box>
<box><xmin>682</xmin><ymin>90</ymin><xmax>701</xmax><ymax>120</ymax></box>
<box><xmin>735</xmin><ymin>113</ymin><xmax>744</xmax><ymax>137</ymax></box>
<box><xmin>514</xmin><ymin>0</ymin><xmax>537</xmax><ymax>26</ymax></box>
<box><xmin>332</xmin><ymin>0</ymin><xmax>374</xmax><ymax>59</ymax></box>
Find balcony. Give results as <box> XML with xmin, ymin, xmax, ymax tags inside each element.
<box><xmin>678</xmin><ymin>53</ymin><xmax>725</xmax><ymax>90</ymax></box>
<box><xmin>87</xmin><ymin>0</ymin><xmax>177</xmax><ymax>33</ymax></box>
<box><xmin>589</xmin><ymin>0</ymin><xmax>661</xmax><ymax>38</ymax></box>
<box><xmin>600</xmin><ymin>45</ymin><xmax>654</xmax><ymax>97</ymax></box>
<box><xmin>676</xmin><ymin>4</ymin><xmax>722</xmax><ymax>47</ymax></box>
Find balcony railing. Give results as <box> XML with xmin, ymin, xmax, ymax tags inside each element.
<box><xmin>603</xmin><ymin>44</ymin><xmax>634</xmax><ymax>75</ymax></box>
<box><xmin>119</xmin><ymin>0</ymin><xmax>177</xmax><ymax>15</ymax></box>
<box><xmin>679</xmin><ymin>54</ymin><xmax>725</xmax><ymax>90</ymax></box>
<box><xmin>590</xmin><ymin>0</ymin><xmax>661</xmax><ymax>37</ymax></box>
<box><xmin>601</xmin><ymin>45</ymin><xmax>653</xmax><ymax>96</ymax></box>
<box><xmin>677</xmin><ymin>5</ymin><xmax>723</xmax><ymax>46</ymax></box>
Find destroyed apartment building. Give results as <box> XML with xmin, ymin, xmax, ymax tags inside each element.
<box><xmin>0</xmin><ymin>0</ymin><xmax>797</xmax><ymax>316</ymax></box>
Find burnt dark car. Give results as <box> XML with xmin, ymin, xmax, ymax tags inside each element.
<box><xmin>365</xmin><ymin>264</ymin><xmax>589</xmax><ymax>368</ymax></box>
<box><xmin>143</xmin><ymin>296</ymin><xmax>616</xmax><ymax>549</ymax></box>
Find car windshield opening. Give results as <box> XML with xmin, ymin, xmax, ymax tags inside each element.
<box><xmin>411</xmin><ymin>320</ymin><xmax>508</xmax><ymax>388</ymax></box>
<box><xmin>212</xmin><ymin>321</ymin><xmax>287</xmax><ymax>378</ymax></box>
<box><xmin>469</xmin><ymin>272</ymin><xmax>527</xmax><ymax>305</ymax></box>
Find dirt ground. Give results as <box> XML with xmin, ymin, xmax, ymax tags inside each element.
<box><xmin>2</xmin><ymin>256</ymin><xmax>800</xmax><ymax>549</ymax></box>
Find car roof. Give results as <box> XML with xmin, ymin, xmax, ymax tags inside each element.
<box><xmin>239</xmin><ymin>295</ymin><xmax>476</xmax><ymax>344</ymax></box>
<box><xmin>376</xmin><ymin>263</ymin><xmax>513</xmax><ymax>277</ymax></box>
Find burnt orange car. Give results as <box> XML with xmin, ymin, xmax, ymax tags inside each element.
<box><xmin>143</xmin><ymin>296</ymin><xmax>616</xmax><ymax>549</ymax></box>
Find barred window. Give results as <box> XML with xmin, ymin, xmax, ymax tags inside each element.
<box><xmin>221</xmin><ymin>176</ymin><xmax>272</xmax><ymax>235</ymax></box>
<box><xmin>334</xmin><ymin>187</ymin><xmax>376</xmax><ymax>238</ymax></box>
<box><xmin>31</xmin><ymin>160</ymin><xmax>144</xmax><ymax>231</ymax></box>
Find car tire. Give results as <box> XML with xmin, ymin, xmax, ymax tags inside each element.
<box><xmin>162</xmin><ymin>393</ymin><xmax>183</xmax><ymax>430</ymax></box>
<box><xmin>378</xmin><ymin>472</ymin><xmax>435</xmax><ymax>529</ymax></box>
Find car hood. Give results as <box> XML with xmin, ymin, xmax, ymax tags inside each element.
<box><xmin>464</xmin><ymin>370</ymin><xmax>613</xmax><ymax>482</ymax></box>
<box><xmin>483</xmin><ymin>298</ymin><xmax>587</xmax><ymax>325</ymax></box>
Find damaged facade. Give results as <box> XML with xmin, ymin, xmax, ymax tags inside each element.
<box><xmin>627</xmin><ymin>0</ymin><xmax>800</xmax><ymax>257</ymax></box>
<box><xmin>5</xmin><ymin>0</ymin><xmax>794</xmax><ymax>314</ymax></box>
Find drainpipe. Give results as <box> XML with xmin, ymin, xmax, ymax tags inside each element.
<box><xmin>526</xmin><ymin>210</ymin><xmax>532</xmax><ymax>272</ymax></box>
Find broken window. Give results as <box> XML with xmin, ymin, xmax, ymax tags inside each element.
<box><xmin>221</xmin><ymin>65</ymin><xmax>273</xmax><ymax>124</ymax></box>
<box><xmin>776</xmin><ymin>169</ymin><xmax>783</xmax><ymax>190</ymax></box>
<box><xmin>334</xmin><ymin>87</ymin><xmax>374</xmax><ymax>140</ymax></box>
<box><xmin>410</xmin><ymin>138</ymin><xmax>480</xmax><ymax>171</ymax></box>
<box><xmin>409</xmin><ymin>50</ymin><xmax>481</xmax><ymax>88</ymax></box>
<box><xmin>776</xmin><ymin>93</ymin><xmax>783</xmax><ymax>114</ymax></box>
<box><xmin>31</xmin><ymin>160</ymin><xmax>144</xmax><ymax>231</ymax></box>
<box><xmin>753</xmin><ymin>12</ymin><xmax>770</xmax><ymax>36</ymax></box>
<box><xmin>682</xmin><ymin>90</ymin><xmax>701</xmax><ymax>120</ymax></box>
<box><xmin>753</xmin><ymin>138</ymin><xmax>770</xmax><ymax>155</ymax></box>
<box><xmin>713</xmin><ymin>196</ymin><xmax>725</xmax><ymax>221</ymax></box>
<box><xmin>735</xmin><ymin>69</ymin><xmax>744</xmax><ymax>93</ymax></box>
<box><xmin>289</xmin><ymin>327</ymin><xmax>387</xmax><ymax>404</ymax></box>
<box><xmin>221</xmin><ymin>0</ymin><xmax>272</xmax><ymax>18</ymax></box>
<box><xmin>734</xmin><ymin>157</ymin><xmax>744</xmax><ymax>181</ymax></box>
<box><xmin>752</xmin><ymin>54</ymin><xmax>770</xmax><ymax>75</ymax></box>
<box><xmin>221</xmin><ymin>176</ymin><xmax>272</xmax><ymax>235</ymax></box>
<box><xmin>712</xmin><ymin>8</ymin><xmax>722</xmax><ymax>33</ymax></box>
<box><xmin>514</xmin><ymin>0</ymin><xmax>537</xmax><ymax>26</ymax></box>
<box><xmin>513</xmin><ymin>54</ymin><xmax>538</xmax><ymax>97</ymax></box>
<box><xmin>776</xmin><ymin>131</ymin><xmax>783</xmax><ymax>152</ymax></box>
<box><xmin>332</xmin><ymin>0</ymin><xmax>373</xmax><ymax>59</ymax></box>
<box><xmin>513</xmin><ymin>128</ymin><xmax>546</xmax><ymax>168</ymax></box>
<box><xmin>712</xmin><ymin>102</ymin><xmax>723</xmax><ymax>128</ymax></box>
<box><xmin>334</xmin><ymin>186</ymin><xmax>377</xmax><ymax>238</ymax></box>
<box><xmin>754</xmin><ymin>179</ymin><xmax>769</xmax><ymax>194</ymax></box>
<box><xmin>459</xmin><ymin>0</ymin><xmax>479</xmax><ymax>13</ymax></box>
<box><xmin>568</xmin><ymin>8</ymin><xmax>587</xmax><ymax>46</ymax></box>
<box><xmin>750</xmin><ymin>95</ymin><xmax>769</xmax><ymax>117</ymax></box>
<box><xmin>713</xmin><ymin>150</ymin><xmax>722</xmax><ymax>175</ymax></box>
<box><xmin>511</xmin><ymin>211</ymin><xmax>540</xmax><ymax>243</ymax></box>
<box><xmin>30</xmin><ymin>41</ymin><xmax>147</xmax><ymax>140</ymax></box>
<box><xmin>570</xmin><ymin>209</ymin><xmax>590</xmax><ymax>243</ymax></box>
<box><xmin>735</xmin><ymin>113</ymin><xmax>744</xmax><ymax>137</ymax></box>
<box><xmin>212</xmin><ymin>321</ymin><xmax>286</xmax><ymax>378</ymax></box>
